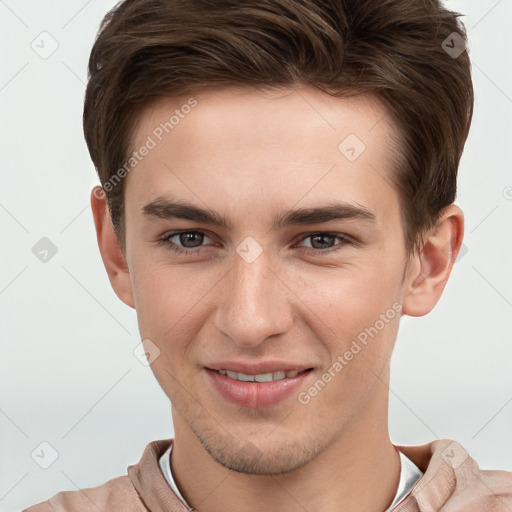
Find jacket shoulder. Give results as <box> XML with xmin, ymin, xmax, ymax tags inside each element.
<box><xmin>23</xmin><ymin>475</ymin><xmax>147</xmax><ymax>512</ymax></box>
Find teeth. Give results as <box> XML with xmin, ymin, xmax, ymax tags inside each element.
<box><xmin>255</xmin><ymin>373</ymin><xmax>273</xmax><ymax>382</ymax></box>
<box><xmin>217</xmin><ymin>369</ymin><xmax>301</xmax><ymax>382</ymax></box>
<box><xmin>238</xmin><ymin>372</ymin><xmax>255</xmax><ymax>382</ymax></box>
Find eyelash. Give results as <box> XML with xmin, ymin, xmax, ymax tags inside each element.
<box><xmin>157</xmin><ymin>230</ymin><xmax>354</xmax><ymax>256</ymax></box>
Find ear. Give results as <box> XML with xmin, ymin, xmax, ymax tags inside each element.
<box><xmin>90</xmin><ymin>186</ymin><xmax>135</xmax><ymax>309</ymax></box>
<box><xmin>402</xmin><ymin>204</ymin><xmax>464</xmax><ymax>317</ymax></box>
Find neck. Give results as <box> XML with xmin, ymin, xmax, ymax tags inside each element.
<box><xmin>171</xmin><ymin>378</ymin><xmax>400</xmax><ymax>512</ymax></box>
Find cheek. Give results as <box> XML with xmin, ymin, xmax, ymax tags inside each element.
<box><xmin>302</xmin><ymin>257</ymin><xmax>404</xmax><ymax>346</ymax></box>
<box><xmin>130</xmin><ymin>261</ymin><xmax>209</xmax><ymax>336</ymax></box>
<box><xmin>130</xmin><ymin>266</ymin><xmax>200</xmax><ymax>393</ymax></box>
<box><xmin>302</xmin><ymin>301</ymin><xmax>401</xmax><ymax>417</ymax></box>
<box><xmin>129</xmin><ymin>262</ymin><xmax>220</xmax><ymax>390</ymax></box>
<box><xmin>294</xmin><ymin>259</ymin><xmax>404</xmax><ymax>410</ymax></box>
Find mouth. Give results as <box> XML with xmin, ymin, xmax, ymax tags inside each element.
<box><xmin>216</xmin><ymin>369</ymin><xmax>306</xmax><ymax>382</ymax></box>
<box><xmin>205</xmin><ymin>366</ymin><xmax>314</xmax><ymax>408</ymax></box>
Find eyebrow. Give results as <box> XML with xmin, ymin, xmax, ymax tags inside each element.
<box><xmin>141</xmin><ymin>197</ymin><xmax>376</xmax><ymax>230</ymax></box>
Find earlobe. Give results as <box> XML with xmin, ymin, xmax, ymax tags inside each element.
<box><xmin>402</xmin><ymin>205</ymin><xmax>464</xmax><ymax>317</ymax></box>
<box><xmin>90</xmin><ymin>186</ymin><xmax>135</xmax><ymax>309</ymax></box>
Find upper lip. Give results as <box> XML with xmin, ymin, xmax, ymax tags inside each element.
<box><xmin>206</xmin><ymin>361</ymin><xmax>313</xmax><ymax>374</ymax></box>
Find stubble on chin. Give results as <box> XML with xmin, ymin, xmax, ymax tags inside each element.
<box><xmin>188</xmin><ymin>416</ymin><xmax>335</xmax><ymax>476</ymax></box>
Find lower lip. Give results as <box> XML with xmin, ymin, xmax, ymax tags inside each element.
<box><xmin>205</xmin><ymin>368</ymin><xmax>312</xmax><ymax>408</ymax></box>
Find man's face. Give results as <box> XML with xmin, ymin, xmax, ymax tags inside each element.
<box><xmin>123</xmin><ymin>86</ymin><xmax>411</xmax><ymax>474</ymax></box>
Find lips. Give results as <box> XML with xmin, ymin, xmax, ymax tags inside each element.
<box><xmin>204</xmin><ymin>363</ymin><xmax>313</xmax><ymax>408</ymax></box>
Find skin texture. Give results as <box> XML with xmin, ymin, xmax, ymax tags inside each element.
<box><xmin>91</xmin><ymin>85</ymin><xmax>464</xmax><ymax>512</ymax></box>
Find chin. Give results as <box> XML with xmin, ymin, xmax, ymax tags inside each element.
<box><xmin>195</xmin><ymin>427</ymin><xmax>328</xmax><ymax>476</ymax></box>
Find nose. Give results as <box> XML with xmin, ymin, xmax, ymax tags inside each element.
<box><xmin>213</xmin><ymin>246</ymin><xmax>294</xmax><ymax>348</ymax></box>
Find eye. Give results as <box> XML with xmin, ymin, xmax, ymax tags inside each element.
<box><xmin>295</xmin><ymin>233</ymin><xmax>352</xmax><ymax>255</ymax></box>
<box><xmin>158</xmin><ymin>230</ymin><xmax>214</xmax><ymax>255</ymax></box>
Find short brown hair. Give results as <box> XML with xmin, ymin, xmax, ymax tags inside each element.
<box><xmin>83</xmin><ymin>0</ymin><xmax>473</xmax><ymax>253</ymax></box>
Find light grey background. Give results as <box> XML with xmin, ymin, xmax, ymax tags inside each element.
<box><xmin>1</xmin><ymin>1</ymin><xmax>511</xmax><ymax>510</ymax></box>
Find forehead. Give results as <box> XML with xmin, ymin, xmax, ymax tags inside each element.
<box><xmin>125</xmin><ymin>85</ymin><xmax>401</xmax><ymax>229</ymax></box>
<box><xmin>132</xmin><ymin>85</ymin><xmax>394</xmax><ymax>153</ymax></box>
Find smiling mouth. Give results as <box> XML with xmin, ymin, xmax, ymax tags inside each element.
<box><xmin>206</xmin><ymin>367</ymin><xmax>314</xmax><ymax>408</ymax></box>
<box><xmin>215</xmin><ymin>368</ymin><xmax>313</xmax><ymax>382</ymax></box>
